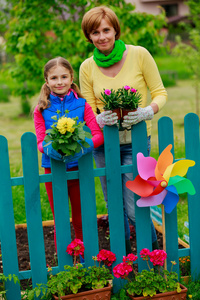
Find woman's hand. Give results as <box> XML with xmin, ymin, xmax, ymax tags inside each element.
<box><xmin>96</xmin><ymin>111</ymin><xmax>118</xmax><ymax>128</ymax></box>
<box><xmin>122</xmin><ymin>106</ymin><xmax>154</xmax><ymax>127</ymax></box>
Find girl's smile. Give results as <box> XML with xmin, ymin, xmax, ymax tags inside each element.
<box><xmin>46</xmin><ymin>65</ymin><xmax>73</xmax><ymax>95</ymax></box>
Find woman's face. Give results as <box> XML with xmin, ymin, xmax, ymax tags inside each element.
<box><xmin>89</xmin><ymin>18</ymin><xmax>116</xmax><ymax>55</ymax></box>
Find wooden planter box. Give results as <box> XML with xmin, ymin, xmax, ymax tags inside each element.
<box><xmin>127</xmin><ymin>283</ymin><xmax>187</xmax><ymax>300</ymax></box>
<box><xmin>53</xmin><ymin>284</ymin><xmax>112</xmax><ymax>300</ymax></box>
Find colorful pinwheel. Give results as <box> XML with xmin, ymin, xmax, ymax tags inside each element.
<box><xmin>126</xmin><ymin>144</ymin><xmax>196</xmax><ymax>213</ymax></box>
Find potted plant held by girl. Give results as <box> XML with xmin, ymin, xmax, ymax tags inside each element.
<box><xmin>26</xmin><ymin>239</ymin><xmax>116</xmax><ymax>300</ymax></box>
<box><xmin>113</xmin><ymin>248</ymin><xmax>188</xmax><ymax>300</ymax></box>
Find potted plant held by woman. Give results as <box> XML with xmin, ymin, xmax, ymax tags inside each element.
<box><xmin>113</xmin><ymin>248</ymin><xmax>187</xmax><ymax>300</ymax></box>
<box><xmin>26</xmin><ymin>239</ymin><xmax>116</xmax><ymax>300</ymax></box>
<box><xmin>100</xmin><ymin>86</ymin><xmax>142</xmax><ymax>121</ymax></box>
<box><xmin>100</xmin><ymin>88</ymin><xmax>121</xmax><ymax>119</ymax></box>
<box><xmin>118</xmin><ymin>85</ymin><xmax>142</xmax><ymax>118</ymax></box>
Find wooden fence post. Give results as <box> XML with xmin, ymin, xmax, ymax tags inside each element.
<box><xmin>184</xmin><ymin>113</ymin><xmax>200</xmax><ymax>279</ymax></box>
<box><xmin>104</xmin><ymin>125</ymin><xmax>126</xmax><ymax>292</ymax></box>
<box><xmin>78</xmin><ymin>152</ymin><xmax>99</xmax><ymax>266</ymax></box>
<box><xmin>21</xmin><ymin>132</ymin><xmax>48</xmax><ymax>287</ymax></box>
<box><xmin>0</xmin><ymin>136</ymin><xmax>21</xmax><ymax>299</ymax></box>
<box><xmin>131</xmin><ymin>121</ymin><xmax>152</xmax><ymax>271</ymax></box>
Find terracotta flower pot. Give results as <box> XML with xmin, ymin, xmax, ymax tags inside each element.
<box><xmin>127</xmin><ymin>283</ymin><xmax>187</xmax><ymax>300</ymax></box>
<box><xmin>53</xmin><ymin>284</ymin><xmax>112</xmax><ymax>300</ymax></box>
<box><xmin>112</xmin><ymin>108</ymin><xmax>121</xmax><ymax>120</ymax></box>
<box><xmin>122</xmin><ymin>108</ymin><xmax>137</xmax><ymax>119</ymax></box>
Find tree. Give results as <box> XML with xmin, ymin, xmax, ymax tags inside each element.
<box><xmin>2</xmin><ymin>0</ymin><xmax>166</xmax><ymax>115</ymax></box>
<box><xmin>172</xmin><ymin>0</ymin><xmax>200</xmax><ymax>116</ymax></box>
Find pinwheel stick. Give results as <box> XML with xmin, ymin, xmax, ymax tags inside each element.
<box><xmin>161</xmin><ymin>204</ymin><xmax>167</xmax><ymax>271</ymax></box>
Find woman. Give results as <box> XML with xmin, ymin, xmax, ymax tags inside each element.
<box><xmin>79</xmin><ymin>6</ymin><xmax>167</xmax><ymax>253</ymax></box>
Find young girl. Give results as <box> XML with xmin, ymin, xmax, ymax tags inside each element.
<box><xmin>34</xmin><ymin>57</ymin><xmax>104</xmax><ymax>248</ymax></box>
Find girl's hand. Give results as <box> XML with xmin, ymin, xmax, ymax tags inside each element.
<box><xmin>63</xmin><ymin>138</ymin><xmax>94</xmax><ymax>164</ymax></box>
<box><xmin>63</xmin><ymin>151</ymin><xmax>83</xmax><ymax>164</ymax></box>
<box><xmin>42</xmin><ymin>141</ymin><xmax>63</xmax><ymax>161</ymax></box>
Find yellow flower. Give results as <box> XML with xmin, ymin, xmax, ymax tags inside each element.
<box><xmin>188</xmin><ymin>295</ymin><xmax>193</xmax><ymax>298</ymax></box>
<box><xmin>57</xmin><ymin>117</ymin><xmax>75</xmax><ymax>134</ymax></box>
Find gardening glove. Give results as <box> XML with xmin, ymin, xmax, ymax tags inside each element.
<box><xmin>63</xmin><ymin>138</ymin><xmax>94</xmax><ymax>163</ymax></box>
<box><xmin>63</xmin><ymin>151</ymin><xmax>83</xmax><ymax>164</ymax></box>
<box><xmin>96</xmin><ymin>111</ymin><xmax>118</xmax><ymax>128</ymax></box>
<box><xmin>42</xmin><ymin>141</ymin><xmax>63</xmax><ymax>161</ymax></box>
<box><xmin>122</xmin><ymin>106</ymin><xmax>154</xmax><ymax>128</ymax></box>
<box><xmin>81</xmin><ymin>137</ymin><xmax>94</xmax><ymax>155</ymax></box>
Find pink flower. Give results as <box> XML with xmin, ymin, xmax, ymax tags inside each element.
<box><xmin>113</xmin><ymin>262</ymin><xmax>133</xmax><ymax>279</ymax></box>
<box><xmin>140</xmin><ymin>248</ymin><xmax>151</xmax><ymax>260</ymax></box>
<box><xmin>66</xmin><ymin>239</ymin><xmax>85</xmax><ymax>256</ymax></box>
<box><xmin>104</xmin><ymin>89</ymin><xmax>111</xmax><ymax>96</ymax></box>
<box><xmin>131</xmin><ymin>88</ymin><xmax>137</xmax><ymax>93</ymax></box>
<box><xmin>97</xmin><ymin>249</ymin><xmax>116</xmax><ymax>266</ymax></box>
<box><xmin>123</xmin><ymin>253</ymin><xmax>138</xmax><ymax>264</ymax></box>
<box><xmin>124</xmin><ymin>85</ymin><xmax>130</xmax><ymax>90</ymax></box>
<box><xmin>149</xmin><ymin>249</ymin><xmax>167</xmax><ymax>266</ymax></box>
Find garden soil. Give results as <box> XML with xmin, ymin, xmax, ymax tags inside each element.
<box><xmin>0</xmin><ymin>216</ymin><xmax>187</xmax><ymax>290</ymax></box>
<box><xmin>0</xmin><ymin>216</ymin><xmax>164</xmax><ymax>274</ymax></box>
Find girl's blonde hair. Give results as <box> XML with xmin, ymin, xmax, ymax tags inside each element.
<box><xmin>38</xmin><ymin>57</ymin><xmax>83</xmax><ymax>112</ymax></box>
<box><xmin>81</xmin><ymin>6</ymin><xmax>121</xmax><ymax>43</ymax></box>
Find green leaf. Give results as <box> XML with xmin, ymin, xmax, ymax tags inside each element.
<box><xmin>81</xmin><ymin>141</ymin><xmax>90</xmax><ymax>148</ymax></box>
<box><xmin>51</xmin><ymin>115</ymin><xmax>58</xmax><ymax>121</ymax></box>
<box><xmin>66</xmin><ymin>143</ymin><xmax>78</xmax><ymax>151</ymax></box>
<box><xmin>85</xmin><ymin>131</ymin><xmax>93</xmax><ymax>139</ymax></box>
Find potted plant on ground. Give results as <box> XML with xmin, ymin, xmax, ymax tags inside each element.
<box><xmin>25</xmin><ymin>239</ymin><xmax>115</xmax><ymax>300</ymax></box>
<box><xmin>113</xmin><ymin>248</ymin><xmax>187</xmax><ymax>300</ymax></box>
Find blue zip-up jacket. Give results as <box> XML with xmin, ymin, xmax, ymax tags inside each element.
<box><xmin>41</xmin><ymin>92</ymin><xmax>86</xmax><ymax>169</ymax></box>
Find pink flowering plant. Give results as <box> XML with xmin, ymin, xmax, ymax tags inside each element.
<box><xmin>113</xmin><ymin>249</ymin><xmax>181</xmax><ymax>298</ymax></box>
<box><xmin>100</xmin><ymin>86</ymin><xmax>142</xmax><ymax>111</ymax></box>
<box><xmin>100</xmin><ymin>88</ymin><xmax>121</xmax><ymax>110</ymax></box>
<box><xmin>41</xmin><ymin>239</ymin><xmax>116</xmax><ymax>299</ymax></box>
<box><xmin>117</xmin><ymin>85</ymin><xmax>142</xmax><ymax>110</ymax></box>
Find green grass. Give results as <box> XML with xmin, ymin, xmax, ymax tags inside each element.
<box><xmin>154</xmin><ymin>54</ymin><xmax>192</xmax><ymax>80</ymax></box>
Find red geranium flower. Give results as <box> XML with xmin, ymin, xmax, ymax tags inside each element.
<box><xmin>66</xmin><ymin>239</ymin><xmax>85</xmax><ymax>256</ymax></box>
<box><xmin>113</xmin><ymin>262</ymin><xmax>132</xmax><ymax>279</ymax></box>
<box><xmin>140</xmin><ymin>248</ymin><xmax>151</xmax><ymax>261</ymax></box>
<box><xmin>97</xmin><ymin>249</ymin><xmax>116</xmax><ymax>266</ymax></box>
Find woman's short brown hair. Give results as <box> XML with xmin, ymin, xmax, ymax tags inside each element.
<box><xmin>81</xmin><ymin>6</ymin><xmax>121</xmax><ymax>43</ymax></box>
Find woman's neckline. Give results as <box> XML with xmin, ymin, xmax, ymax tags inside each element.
<box><xmin>95</xmin><ymin>45</ymin><xmax>130</xmax><ymax>79</ymax></box>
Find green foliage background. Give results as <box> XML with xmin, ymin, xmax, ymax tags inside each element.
<box><xmin>1</xmin><ymin>0</ymin><xmax>166</xmax><ymax>114</ymax></box>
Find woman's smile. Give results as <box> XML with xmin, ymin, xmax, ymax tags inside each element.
<box><xmin>89</xmin><ymin>18</ymin><xmax>116</xmax><ymax>55</ymax></box>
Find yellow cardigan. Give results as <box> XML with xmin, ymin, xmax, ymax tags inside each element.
<box><xmin>79</xmin><ymin>45</ymin><xmax>167</xmax><ymax>144</ymax></box>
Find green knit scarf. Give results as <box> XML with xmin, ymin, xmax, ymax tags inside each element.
<box><xmin>93</xmin><ymin>40</ymin><xmax>126</xmax><ymax>67</ymax></box>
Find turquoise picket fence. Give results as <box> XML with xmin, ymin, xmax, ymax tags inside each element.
<box><xmin>0</xmin><ymin>113</ymin><xmax>200</xmax><ymax>299</ymax></box>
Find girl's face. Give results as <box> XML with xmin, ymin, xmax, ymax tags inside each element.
<box><xmin>89</xmin><ymin>18</ymin><xmax>116</xmax><ymax>55</ymax></box>
<box><xmin>46</xmin><ymin>65</ymin><xmax>73</xmax><ymax>95</ymax></box>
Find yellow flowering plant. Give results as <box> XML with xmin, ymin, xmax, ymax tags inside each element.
<box><xmin>44</xmin><ymin>110</ymin><xmax>92</xmax><ymax>156</ymax></box>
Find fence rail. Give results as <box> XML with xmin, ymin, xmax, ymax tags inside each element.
<box><xmin>0</xmin><ymin>113</ymin><xmax>200</xmax><ymax>299</ymax></box>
